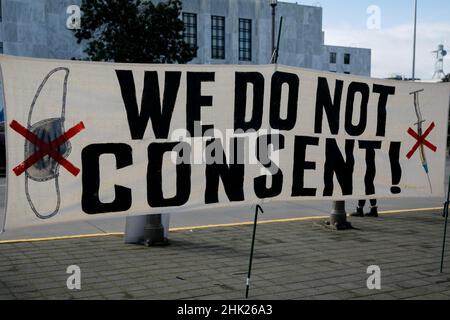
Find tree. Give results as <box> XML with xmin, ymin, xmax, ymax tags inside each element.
<box><xmin>73</xmin><ymin>0</ymin><xmax>195</xmax><ymax>64</ymax></box>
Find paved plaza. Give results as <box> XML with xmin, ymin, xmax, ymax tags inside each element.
<box><xmin>1</xmin><ymin>210</ymin><xmax>450</xmax><ymax>300</ymax></box>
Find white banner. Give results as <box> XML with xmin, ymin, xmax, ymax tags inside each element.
<box><xmin>1</xmin><ymin>55</ymin><xmax>449</xmax><ymax>230</ymax></box>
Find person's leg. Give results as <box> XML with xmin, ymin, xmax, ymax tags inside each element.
<box><xmin>366</xmin><ymin>199</ymin><xmax>379</xmax><ymax>217</ymax></box>
<box><xmin>351</xmin><ymin>200</ymin><xmax>366</xmax><ymax>217</ymax></box>
<box><xmin>358</xmin><ymin>200</ymin><xmax>366</xmax><ymax>208</ymax></box>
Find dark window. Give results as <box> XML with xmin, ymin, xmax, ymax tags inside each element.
<box><xmin>330</xmin><ymin>52</ymin><xmax>337</xmax><ymax>64</ymax></box>
<box><xmin>344</xmin><ymin>71</ymin><xmax>351</xmax><ymax>74</ymax></box>
<box><xmin>344</xmin><ymin>53</ymin><xmax>351</xmax><ymax>65</ymax></box>
<box><xmin>0</xmin><ymin>42</ymin><xmax>3</xmax><ymax>54</ymax></box>
<box><xmin>183</xmin><ymin>13</ymin><xmax>197</xmax><ymax>57</ymax></box>
<box><xmin>239</xmin><ymin>18</ymin><xmax>252</xmax><ymax>61</ymax></box>
<box><xmin>211</xmin><ymin>16</ymin><xmax>225</xmax><ymax>59</ymax></box>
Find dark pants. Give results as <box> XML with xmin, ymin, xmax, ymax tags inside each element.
<box><xmin>358</xmin><ymin>199</ymin><xmax>377</xmax><ymax>208</ymax></box>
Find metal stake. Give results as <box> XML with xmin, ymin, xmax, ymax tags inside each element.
<box><xmin>245</xmin><ymin>204</ymin><xmax>264</xmax><ymax>299</ymax></box>
<box><xmin>440</xmin><ymin>176</ymin><xmax>450</xmax><ymax>273</ymax></box>
<box><xmin>270</xmin><ymin>16</ymin><xmax>283</xmax><ymax>64</ymax></box>
<box><xmin>271</xmin><ymin>2</ymin><xmax>276</xmax><ymax>57</ymax></box>
<box><xmin>412</xmin><ymin>0</ymin><xmax>418</xmax><ymax>81</ymax></box>
<box><xmin>274</xmin><ymin>17</ymin><xmax>283</xmax><ymax>64</ymax></box>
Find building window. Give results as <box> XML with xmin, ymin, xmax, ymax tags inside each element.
<box><xmin>211</xmin><ymin>16</ymin><xmax>225</xmax><ymax>59</ymax></box>
<box><xmin>183</xmin><ymin>13</ymin><xmax>197</xmax><ymax>57</ymax></box>
<box><xmin>344</xmin><ymin>53</ymin><xmax>351</xmax><ymax>65</ymax></box>
<box><xmin>239</xmin><ymin>18</ymin><xmax>252</xmax><ymax>61</ymax></box>
<box><xmin>330</xmin><ymin>52</ymin><xmax>337</xmax><ymax>64</ymax></box>
<box><xmin>0</xmin><ymin>42</ymin><xmax>3</xmax><ymax>54</ymax></box>
<box><xmin>344</xmin><ymin>71</ymin><xmax>351</xmax><ymax>74</ymax></box>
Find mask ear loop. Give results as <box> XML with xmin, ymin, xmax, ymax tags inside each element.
<box><xmin>25</xmin><ymin>67</ymin><xmax>69</xmax><ymax>220</ymax></box>
<box><xmin>25</xmin><ymin>174</ymin><xmax>61</xmax><ymax>219</ymax></box>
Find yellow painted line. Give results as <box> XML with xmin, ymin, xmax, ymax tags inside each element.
<box><xmin>378</xmin><ymin>207</ymin><xmax>444</xmax><ymax>214</ymax></box>
<box><xmin>169</xmin><ymin>215</ymin><xmax>329</xmax><ymax>232</ymax></box>
<box><xmin>168</xmin><ymin>206</ymin><xmax>446</xmax><ymax>232</ymax></box>
<box><xmin>0</xmin><ymin>232</ymin><xmax>124</xmax><ymax>244</ymax></box>
<box><xmin>0</xmin><ymin>206</ymin><xmax>445</xmax><ymax>244</ymax></box>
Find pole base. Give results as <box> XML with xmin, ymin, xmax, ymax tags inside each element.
<box><xmin>143</xmin><ymin>238</ymin><xmax>170</xmax><ymax>247</ymax></box>
<box><xmin>327</xmin><ymin>201</ymin><xmax>353</xmax><ymax>231</ymax></box>
<box><xmin>142</xmin><ymin>214</ymin><xmax>170</xmax><ymax>247</ymax></box>
<box><xmin>325</xmin><ymin>220</ymin><xmax>353</xmax><ymax>231</ymax></box>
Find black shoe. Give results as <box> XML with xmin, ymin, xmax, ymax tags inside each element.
<box><xmin>350</xmin><ymin>207</ymin><xmax>364</xmax><ymax>217</ymax></box>
<box><xmin>365</xmin><ymin>206</ymin><xmax>378</xmax><ymax>217</ymax></box>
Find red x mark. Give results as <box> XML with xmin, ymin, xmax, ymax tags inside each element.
<box><xmin>9</xmin><ymin>120</ymin><xmax>85</xmax><ymax>177</ymax></box>
<box><xmin>406</xmin><ymin>122</ymin><xmax>437</xmax><ymax>159</ymax></box>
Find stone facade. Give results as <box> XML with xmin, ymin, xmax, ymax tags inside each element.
<box><xmin>0</xmin><ymin>0</ymin><xmax>84</xmax><ymax>60</ymax></box>
<box><xmin>0</xmin><ymin>0</ymin><xmax>371</xmax><ymax>74</ymax></box>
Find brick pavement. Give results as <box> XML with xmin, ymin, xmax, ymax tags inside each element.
<box><xmin>1</xmin><ymin>210</ymin><xmax>450</xmax><ymax>300</ymax></box>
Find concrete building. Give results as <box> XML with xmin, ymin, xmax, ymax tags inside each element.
<box><xmin>181</xmin><ymin>0</ymin><xmax>371</xmax><ymax>76</ymax></box>
<box><xmin>0</xmin><ymin>0</ymin><xmax>371</xmax><ymax>77</ymax></box>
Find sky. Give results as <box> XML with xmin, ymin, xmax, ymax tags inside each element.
<box><xmin>283</xmin><ymin>0</ymin><xmax>450</xmax><ymax>79</ymax></box>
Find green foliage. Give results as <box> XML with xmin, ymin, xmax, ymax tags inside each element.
<box><xmin>73</xmin><ymin>0</ymin><xmax>195</xmax><ymax>63</ymax></box>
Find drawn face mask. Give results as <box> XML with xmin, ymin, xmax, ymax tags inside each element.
<box><xmin>22</xmin><ymin>67</ymin><xmax>70</xmax><ymax>220</ymax></box>
<box><xmin>25</xmin><ymin>117</ymin><xmax>71</xmax><ymax>182</ymax></box>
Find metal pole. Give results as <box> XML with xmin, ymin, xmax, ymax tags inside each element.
<box><xmin>330</xmin><ymin>201</ymin><xmax>352</xmax><ymax>230</ymax></box>
<box><xmin>440</xmin><ymin>176</ymin><xmax>450</xmax><ymax>273</ymax></box>
<box><xmin>143</xmin><ymin>214</ymin><xmax>169</xmax><ymax>246</ymax></box>
<box><xmin>271</xmin><ymin>4</ymin><xmax>276</xmax><ymax>58</ymax></box>
<box><xmin>245</xmin><ymin>205</ymin><xmax>264</xmax><ymax>299</ymax></box>
<box><xmin>412</xmin><ymin>0</ymin><xmax>417</xmax><ymax>81</ymax></box>
<box><xmin>274</xmin><ymin>17</ymin><xmax>283</xmax><ymax>64</ymax></box>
